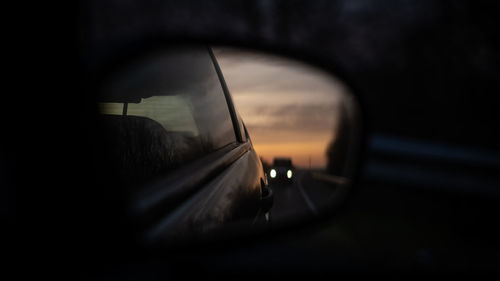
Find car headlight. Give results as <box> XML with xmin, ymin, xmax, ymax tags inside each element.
<box><xmin>287</xmin><ymin>170</ymin><xmax>293</xmax><ymax>179</ymax></box>
<box><xmin>270</xmin><ymin>169</ymin><xmax>277</xmax><ymax>178</ymax></box>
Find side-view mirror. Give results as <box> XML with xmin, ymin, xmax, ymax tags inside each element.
<box><xmin>91</xmin><ymin>45</ymin><xmax>362</xmax><ymax>248</ymax></box>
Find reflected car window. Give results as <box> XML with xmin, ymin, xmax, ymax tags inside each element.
<box><xmin>100</xmin><ymin>96</ymin><xmax>199</xmax><ymax>135</ymax></box>
<box><xmin>98</xmin><ymin>47</ymin><xmax>237</xmax><ymax>185</ymax></box>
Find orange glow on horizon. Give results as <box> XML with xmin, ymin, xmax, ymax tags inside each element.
<box><xmin>253</xmin><ymin>139</ymin><xmax>332</xmax><ymax>169</ymax></box>
<box><xmin>215</xmin><ymin>47</ymin><xmax>347</xmax><ymax>170</ymax></box>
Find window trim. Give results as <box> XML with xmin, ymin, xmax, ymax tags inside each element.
<box><xmin>207</xmin><ymin>47</ymin><xmax>245</xmax><ymax>143</ymax></box>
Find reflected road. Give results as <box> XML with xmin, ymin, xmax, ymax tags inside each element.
<box><xmin>269</xmin><ymin>169</ymin><xmax>347</xmax><ymax>222</ymax></box>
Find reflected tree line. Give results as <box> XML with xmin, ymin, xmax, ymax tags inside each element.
<box><xmin>326</xmin><ymin>102</ymin><xmax>350</xmax><ymax>176</ymax></box>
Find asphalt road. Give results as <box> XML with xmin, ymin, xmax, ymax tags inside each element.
<box><xmin>269</xmin><ymin>169</ymin><xmax>346</xmax><ymax>223</ymax></box>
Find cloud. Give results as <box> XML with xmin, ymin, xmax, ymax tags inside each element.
<box><xmin>215</xmin><ymin>47</ymin><xmax>349</xmax><ymax>100</ymax></box>
<box><xmin>244</xmin><ymin>104</ymin><xmax>338</xmax><ymax>133</ymax></box>
<box><xmin>213</xmin><ymin>47</ymin><xmax>351</xmax><ymax>167</ymax></box>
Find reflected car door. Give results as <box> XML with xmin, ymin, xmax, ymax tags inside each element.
<box><xmin>99</xmin><ymin>47</ymin><xmax>268</xmax><ymax>243</ymax></box>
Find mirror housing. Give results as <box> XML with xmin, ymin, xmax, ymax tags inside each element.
<box><xmin>92</xmin><ymin>45</ymin><xmax>362</xmax><ymax>247</ymax></box>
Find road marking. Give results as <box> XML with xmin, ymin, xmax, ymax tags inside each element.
<box><xmin>296</xmin><ymin>172</ymin><xmax>318</xmax><ymax>215</ymax></box>
<box><xmin>311</xmin><ymin>172</ymin><xmax>349</xmax><ymax>185</ymax></box>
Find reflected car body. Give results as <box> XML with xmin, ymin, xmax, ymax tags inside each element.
<box><xmin>95</xmin><ymin>47</ymin><xmax>273</xmax><ymax>242</ymax></box>
<box><xmin>269</xmin><ymin>157</ymin><xmax>294</xmax><ymax>185</ymax></box>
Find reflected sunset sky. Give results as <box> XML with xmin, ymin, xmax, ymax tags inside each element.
<box><xmin>215</xmin><ymin>48</ymin><xmax>348</xmax><ymax>168</ymax></box>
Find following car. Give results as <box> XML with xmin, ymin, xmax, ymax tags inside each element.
<box><xmin>269</xmin><ymin>157</ymin><xmax>294</xmax><ymax>185</ymax></box>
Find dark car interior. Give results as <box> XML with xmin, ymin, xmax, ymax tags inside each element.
<box><xmin>99</xmin><ymin>114</ymin><xmax>206</xmax><ymax>185</ymax></box>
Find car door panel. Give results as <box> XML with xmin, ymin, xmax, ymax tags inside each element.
<box><xmin>141</xmin><ymin>144</ymin><xmax>263</xmax><ymax>243</ymax></box>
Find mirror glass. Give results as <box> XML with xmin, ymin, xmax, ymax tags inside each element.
<box><xmin>214</xmin><ymin>47</ymin><xmax>361</xmax><ymax>223</ymax></box>
<box><xmin>95</xmin><ymin>46</ymin><xmax>361</xmax><ymax>244</ymax></box>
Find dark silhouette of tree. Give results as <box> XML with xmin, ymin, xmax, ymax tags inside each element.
<box><xmin>326</xmin><ymin>102</ymin><xmax>350</xmax><ymax>176</ymax></box>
